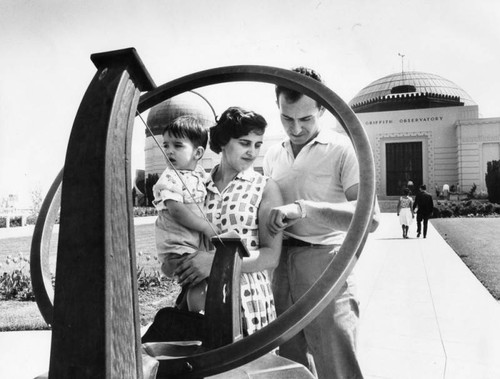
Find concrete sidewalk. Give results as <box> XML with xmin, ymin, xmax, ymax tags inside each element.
<box><xmin>1</xmin><ymin>214</ymin><xmax>500</xmax><ymax>378</ymax></box>
<box><xmin>355</xmin><ymin>213</ymin><xmax>500</xmax><ymax>378</ymax></box>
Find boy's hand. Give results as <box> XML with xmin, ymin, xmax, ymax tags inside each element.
<box><xmin>203</xmin><ymin>222</ymin><xmax>219</xmax><ymax>238</ymax></box>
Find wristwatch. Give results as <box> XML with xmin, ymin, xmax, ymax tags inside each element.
<box><xmin>294</xmin><ymin>199</ymin><xmax>307</xmax><ymax>219</ymax></box>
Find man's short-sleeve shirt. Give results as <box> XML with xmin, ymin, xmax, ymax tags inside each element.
<box><xmin>263</xmin><ymin>129</ymin><xmax>359</xmax><ymax>245</ymax></box>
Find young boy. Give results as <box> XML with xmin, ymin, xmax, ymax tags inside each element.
<box><xmin>152</xmin><ymin>115</ymin><xmax>218</xmax><ymax>311</ymax></box>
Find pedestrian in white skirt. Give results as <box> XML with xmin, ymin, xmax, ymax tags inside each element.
<box><xmin>397</xmin><ymin>188</ymin><xmax>414</xmax><ymax>239</ymax></box>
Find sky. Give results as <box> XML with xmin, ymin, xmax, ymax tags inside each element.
<box><xmin>1</xmin><ymin>0</ymin><xmax>499</xmax><ymax>206</ymax></box>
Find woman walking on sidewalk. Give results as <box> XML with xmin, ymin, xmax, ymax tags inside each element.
<box><xmin>397</xmin><ymin>188</ymin><xmax>414</xmax><ymax>238</ymax></box>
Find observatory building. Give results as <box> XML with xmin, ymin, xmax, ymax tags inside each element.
<box><xmin>349</xmin><ymin>71</ymin><xmax>500</xmax><ymax>198</ymax></box>
<box><xmin>142</xmin><ymin>71</ymin><xmax>500</xmax><ymax>200</ymax></box>
<box><xmin>144</xmin><ymin>91</ymin><xmax>217</xmax><ymax>176</ymax></box>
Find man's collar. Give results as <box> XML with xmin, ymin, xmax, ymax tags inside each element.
<box><xmin>282</xmin><ymin>128</ymin><xmax>329</xmax><ymax>149</ymax></box>
<box><xmin>314</xmin><ymin>129</ymin><xmax>332</xmax><ymax>144</ymax></box>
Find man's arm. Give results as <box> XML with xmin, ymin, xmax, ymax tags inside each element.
<box><xmin>426</xmin><ymin>195</ymin><xmax>435</xmax><ymax>215</ymax></box>
<box><xmin>412</xmin><ymin>193</ymin><xmax>419</xmax><ymax>211</ymax></box>
<box><xmin>166</xmin><ymin>200</ymin><xmax>218</xmax><ymax>238</ymax></box>
<box><xmin>267</xmin><ymin>184</ymin><xmax>380</xmax><ymax>235</ymax></box>
<box><xmin>345</xmin><ymin>184</ymin><xmax>380</xmax><ymax>232</ymax></box>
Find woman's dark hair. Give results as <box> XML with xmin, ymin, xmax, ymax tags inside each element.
<box><xmin>162</xmin><ymin>115</ymin><xmax>208</xmax><ymax>149</ymax></box>
<box><xmin>209</xmin><ymin>107</ymin><xmax>267</xmax><ymax>154</ymax></box>
<box><xmin>403</xmin><ymin>188</ymin><xmax>410</xmax><ymax>196</ymax></box>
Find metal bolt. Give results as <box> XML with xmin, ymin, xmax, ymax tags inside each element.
<box><xmin>98</xmin><ymin>68</ymin><xmax>108</xmax><ymax>80</ymax></box>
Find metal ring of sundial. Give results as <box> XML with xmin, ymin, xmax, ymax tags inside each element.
<box><xmin>31</xmin><ymin>65</ymin><xmax>376</xmax><ymax>377</ymax></box>
<box><xmin>30</xmin><ymin>168</ymin><xmax>62</xmax><ymax>325</ymax></box>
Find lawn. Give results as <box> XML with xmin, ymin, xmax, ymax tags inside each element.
<box><xmin>1</xmin><ymin>217</ymin><xmax>500</xmax><ymax>331</ymax></box>
<box><xmin>0</xmin><ymin>223</ymin><xmax>181</xmax><ymax>331</ymax></box>
<box><xmin>431</xmin><ymin>217</ymin><xmax>500</xmax><ymax>300</ymax></box>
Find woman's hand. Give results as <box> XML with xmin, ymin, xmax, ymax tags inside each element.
<box><xmin>174</xmin><ymin>250</ymin><xmax>214</xmax><ymax>288</ymax></box>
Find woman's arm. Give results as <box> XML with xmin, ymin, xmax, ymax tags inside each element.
<box><xmin>240</xmin><ymin>178</ymin><xmax>283</xmax><ymax>273</ymax></box>
<box><xmin>175</xmin><ymin>179</ymin><xmax>284</xmax><ymax>286</ymax></box>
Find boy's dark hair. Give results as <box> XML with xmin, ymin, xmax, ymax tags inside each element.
<box><xmin>275</xmin><ymin>66</ymin><xmax>324</xmax><ymax>107</ymax></box>
<box><xmin>209</xmin><ymin>107</ymin><xmax>267</xmax><ymax>154</ymax></box>
<box><xmin>163</xmin><ymin>115</ymin><xmax>208</xmax><ymax>149</ymax></box>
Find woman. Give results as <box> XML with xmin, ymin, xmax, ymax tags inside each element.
<box><xmin>396</xmin><ymin>187</ymin><xmax>414</xmax><ymax>239</ymax></box>
<box><xmin>174</xmin><ymin>106</ymin><xmax>283</xmax><ymax>336</ymax></box>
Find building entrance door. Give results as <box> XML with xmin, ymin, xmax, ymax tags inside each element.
<box><xmin>386</xmin><ymin>142</ymin><xmax>423</xmax><ymax>196</ymax></box>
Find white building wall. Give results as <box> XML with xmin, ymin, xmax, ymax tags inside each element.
<box><xmin>434</xmin><ymin>146</ymin><xmax>457</xmax><ymax>187</ymax></box>
<box><xmin>356</xmin><ymin>106</ymin><xmax>478</xmax><ymax>197</ymax></box>
<box><xmin>456</xmin><ymin>117</ymin><xmax>500</xmax><ymax>192</ymax></box>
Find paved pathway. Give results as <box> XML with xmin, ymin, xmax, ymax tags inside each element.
<box><xmin>1</xmin><ymin>214</ymin><xmax>500</xmax><ymax>378</ymax></box>
<box><xmin>356</xmin><ymin>214</ymin><xmax>500</xmax><ymax>378</ymax></box>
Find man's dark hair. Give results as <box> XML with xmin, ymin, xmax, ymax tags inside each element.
<box><xmin>275</xmin><ymin>66</ymin><xmax>324</xmax><ymax>107</ymax></box>
<box><xmin>162</xmin><ymin>115</ymin><xmax>208</xmax><ymax>149</ymax></box>
<box><xmin>209</xmin><ymin>107</ymin><xmax>267</xmax><ymax>154</ymax></box>
<box><xmin>420</xmin><ymin>184</ymin><xmax>427</xmax><ymax>191</ymax></box>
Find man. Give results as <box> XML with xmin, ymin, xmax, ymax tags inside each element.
<box><xmin>413</xmin><ymin>184</ymin><xmax>434</xmax><ymax>238</ymax></box>
<box><xmin>264</xmin><ymin>67</ymin><xmax>379</xmax><ymax>379</ymax></box>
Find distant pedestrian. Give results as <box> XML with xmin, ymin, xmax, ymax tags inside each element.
<box><xmin>407</xmin><ymin>180</ymin><xmax>414</xmax><ymax>195</ymax></box>
<box><xmin>413</xmin><ymin>184</ymin><xmax>434</xmax><ymax>238</ymax></box>
<box><xmin>442</xmin><ymin>183</ymin><xmax>450</xmax><ymax>200</ymax></box>
<box><xmin>397</xmin><ymin>188</ymin><xmax>414</xmax><ymax>239</ymax></box>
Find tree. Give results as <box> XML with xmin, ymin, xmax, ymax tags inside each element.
<box><xmin>30</xmin><ymin>186</ymin><xmax>44</xmax><ymax>217</ymax></box>
<box><xmin>485</xmin><ymin>160</ymin><xmax>500</xmax><ymax>204</ymax></box>
<box><xmin>145</xmin><ymin>173</ymin><xmax>159</xmax><ymax>207</ymax></box>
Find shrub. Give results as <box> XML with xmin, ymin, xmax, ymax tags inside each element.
<box><xmin>9</xmin><ymin>216</ymin><xmax>22</xmax><ymax>227</ymax></box>
<box><xmin>475</xmin><ymin>190</ymin><xmax>489</xmax><ymax>200</ymax></box>
<box><xmin>1</xmin><ymin>249</ymin><xmax>164</xmax><ymax>302</ymax></box>
<box><xmin>434</xmin><ymin>202</ymin><xmax>453</xmax><ymax>218</ymax></box>
<box><xmin>0</xmin><ymin>253</ymin><xmax>34</xmax><ymax>301</ymax></box>
<box><xmin>486</xmin><ymin>160</ymin><xmax>500</xmax><ymax>204</ymax></box>
<box><xmin>484</xmin><ymin>202</ymin><xmax>494</xmax><ymax>214</ymax></box>
<box><xmin>434</xmin><ymin>199</ymin><xmax>499</xmax><ymax>218</ymax></box>
<box><xmin>26</xmin><ymin>215</ymin><xmax>38</xmax><ymax>226</ymax></box>
<box><xmin>467</xmin><ymin>183</ymin><xmax>477</xmax><ymax>200</ymax></box>
<box><xmin>133</xmin><ymin>207</ymin><xmax>157</xmax><ymax>218</ymax></box>
<box><xmin>494</xmin><ymin>203</ymin><xmax>500</xmax><ymax>214</ymax></box>
<box><xmin>137</xmin><ymin>266</ymin><xmax>163</xmax><ymax>290</ymax></box>
<box><xmin>0</xmin><ymin>270</ymin><xmax>34</xmax><ymax>301</ymax></box>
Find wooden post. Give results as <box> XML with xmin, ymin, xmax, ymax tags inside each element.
<box><xmin>48</xmin><ymin>48</ymin><xmax>155</xmax><ymax>378</ymax></box>
<box><xmin>203</xmin><ymin>237</ymin><xmax>250</xmax><ymax>350</ymax></box>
